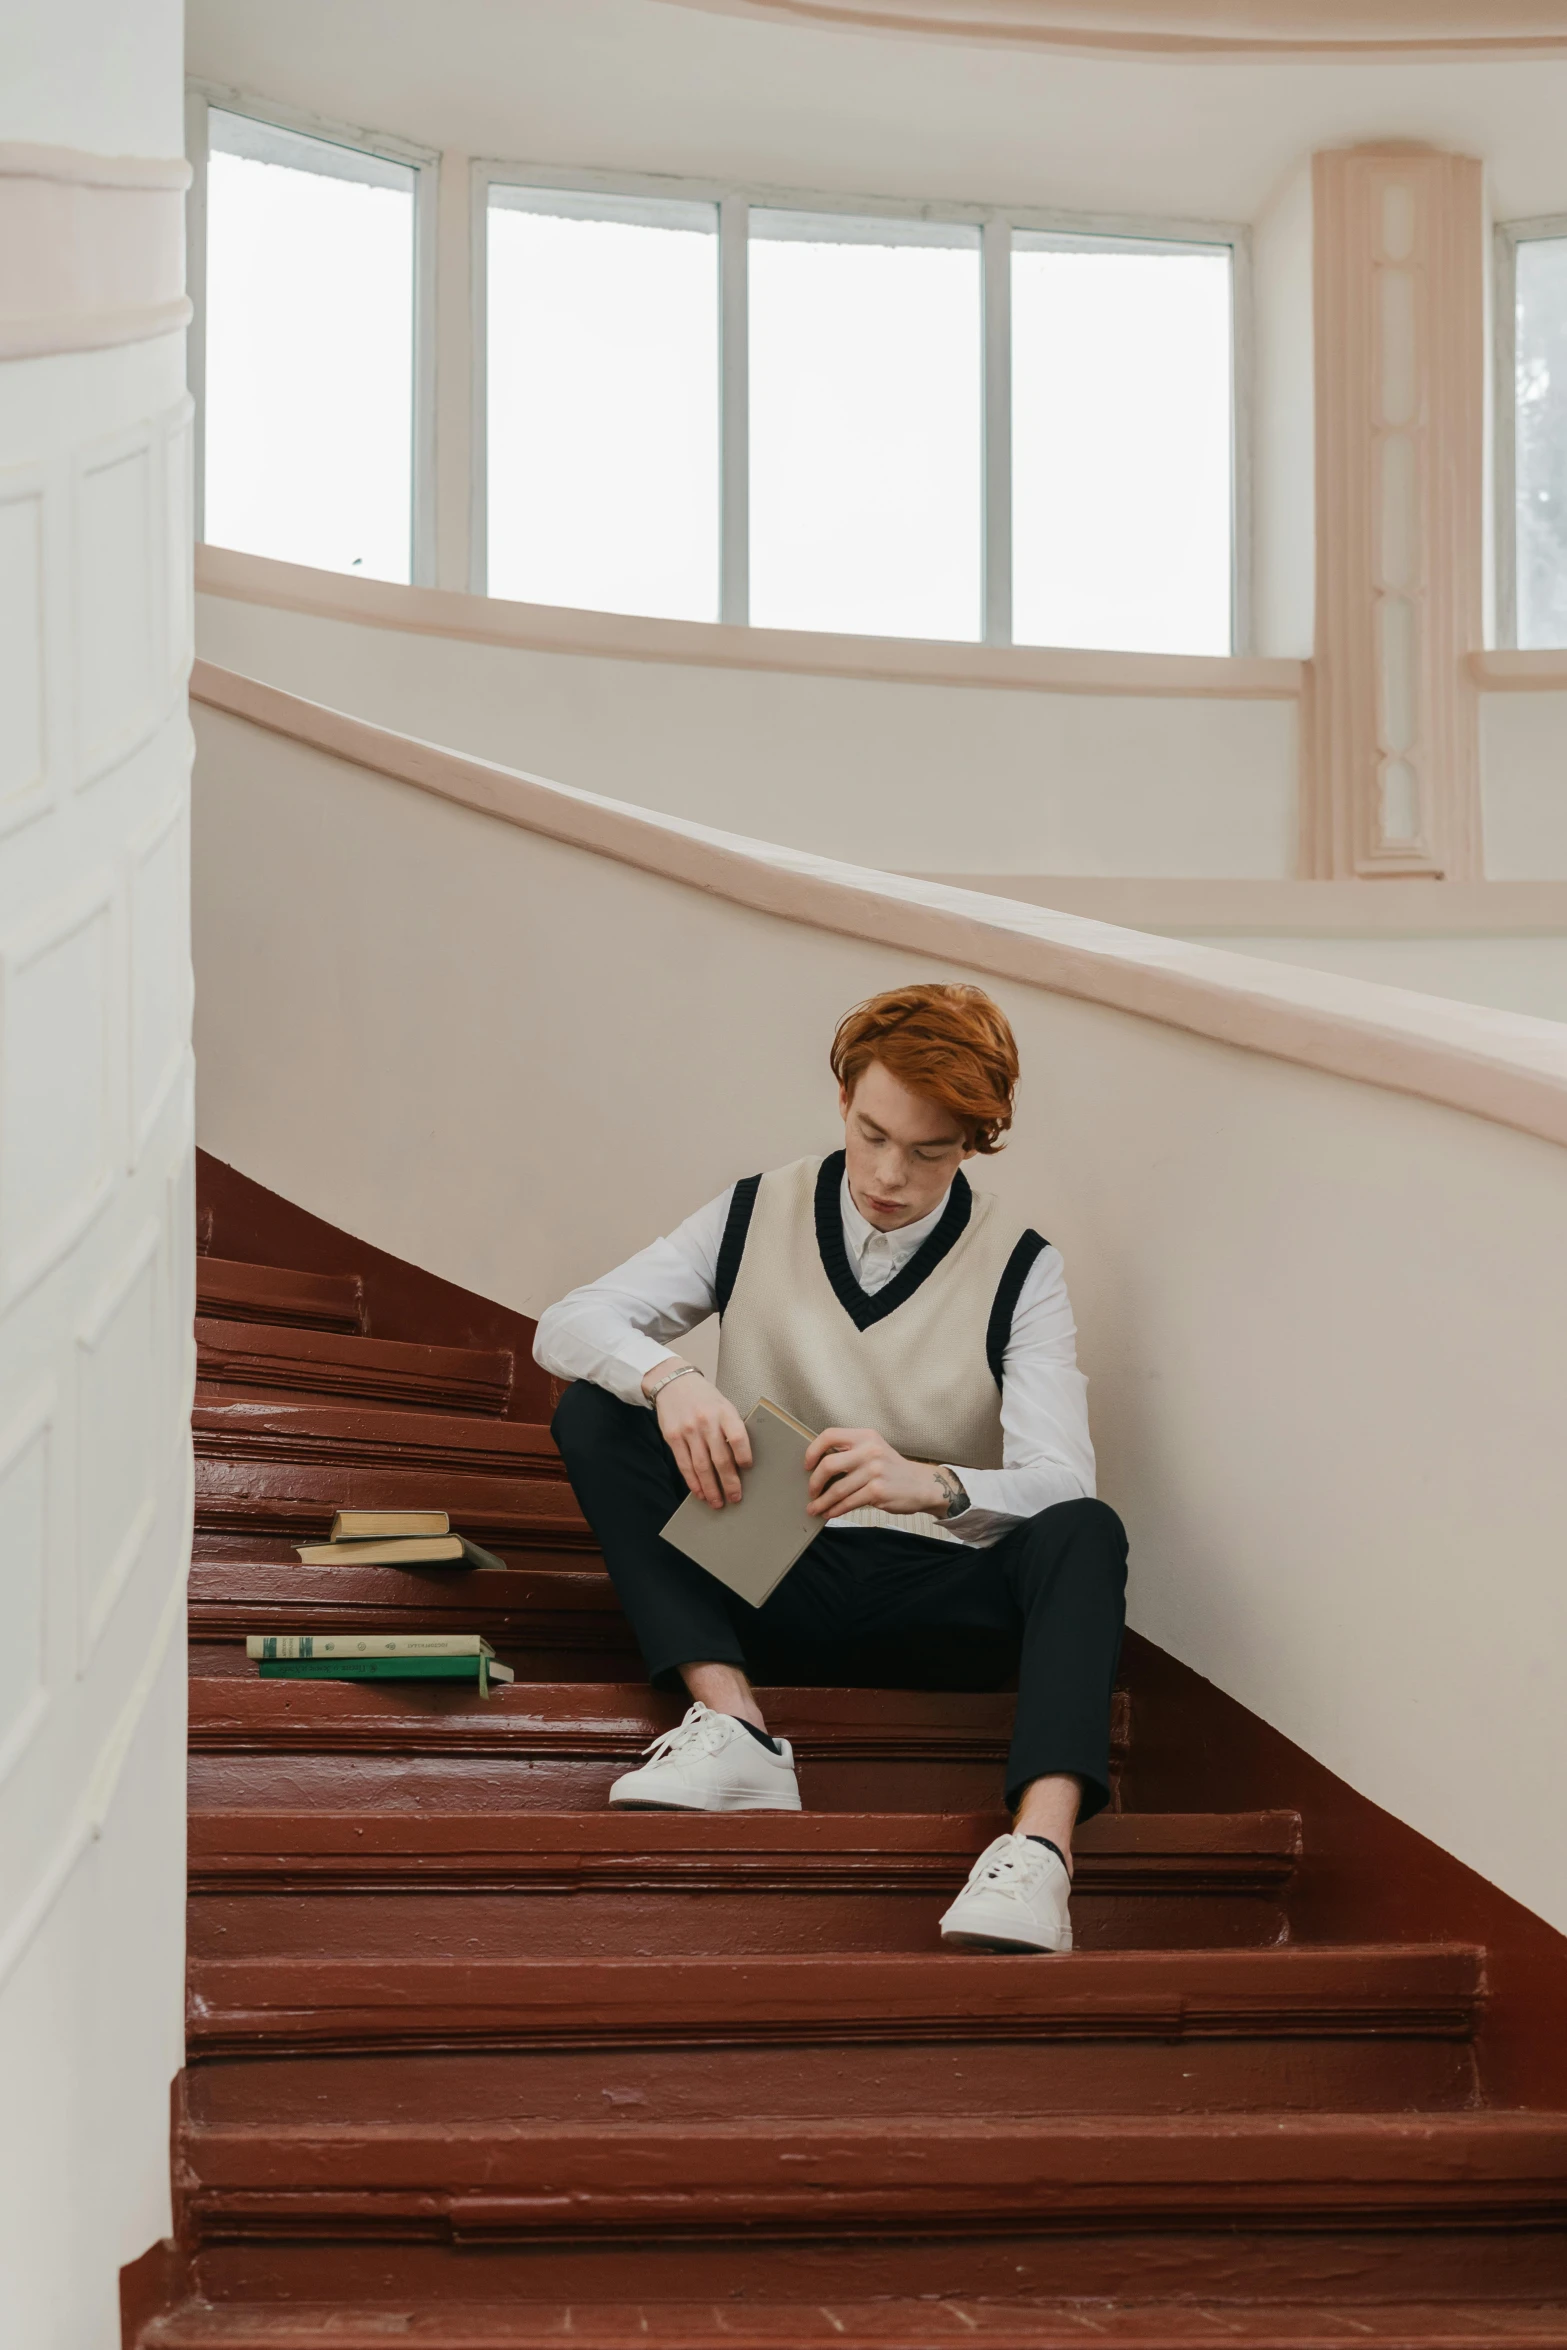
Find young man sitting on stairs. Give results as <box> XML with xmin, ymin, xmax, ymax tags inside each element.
<box><xmin>537</xmin><ymin>982</ymin><xmax>1128</xmax><ymax>1955</ymax></box>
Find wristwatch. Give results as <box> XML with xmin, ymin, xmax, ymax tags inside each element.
<box><xmin>932</xmin><ymin>1466</ymin><xmax>971</xmax><ymax>1521</ymax></box>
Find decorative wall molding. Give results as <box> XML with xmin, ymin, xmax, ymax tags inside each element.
<box><xmin>0</xmin><ymin>870</ymin><xmax>119</xmax><ymax>1311</ymax></box>
<box><xmin>1305</xmin><ymin>147</ymin><xmax>1485</xmax><ymax>882</ymax></box>
<box><xmin>0</xmin><ymin>1382</ymin><xmax>55</xmax><ymax>1792</ymax></box>
<box><xmin>194</xmin><ymin>544</ymin><xmax>1305</xmax><ymax>703</ymax></box>
<box><xmin>661</xmin><ymin>0</ymin><xmax>1567</xmax><ymax>57</ymax></box>
<box><xmin>0</xmin><ymin>1520</ymin><xmax>187</xmax><ymax>1996</ymax></box>
<box><xmin>0</xmin><ymin>143</ymin><xmax>191</xmax><ymax>361</ymax></box>
<box><xmin>191</xmin><ymin>659</ymin><xmax>1567</xmax><ymax>1150</ymax></box>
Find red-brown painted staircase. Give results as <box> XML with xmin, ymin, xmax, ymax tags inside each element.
<box><xmin>125</xmin><ymin>1158</ymin><xmax>1567</xmax><ymax>2346</ymax></box>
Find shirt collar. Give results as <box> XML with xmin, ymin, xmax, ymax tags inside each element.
<box><xmin>839</xmin><ymin>1168</ymin><xmax>951</xmax><ymax>1273</ymax></box>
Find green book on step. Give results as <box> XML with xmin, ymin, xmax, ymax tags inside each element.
<box><xmin>257</xmin><ymin>1654</ymin><xmax>514</xmax><ymax>1696</ymax></box>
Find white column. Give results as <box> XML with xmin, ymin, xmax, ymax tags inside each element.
<box><xmin>0</xmin><ymin>6</ymin><xmax>194</xmax><ymax>2339</ymax></box>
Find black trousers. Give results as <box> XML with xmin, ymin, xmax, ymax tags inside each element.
<box><xmin>552</xmin><ymin>1381</ymin><xmax>1128</xmax><ymax>1820</ymax></box>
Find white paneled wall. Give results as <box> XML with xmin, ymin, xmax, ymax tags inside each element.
<box><xmin>0</xmin><ymin>101</ymin><xmax>194</xmax><ymax>2350</ymax></box>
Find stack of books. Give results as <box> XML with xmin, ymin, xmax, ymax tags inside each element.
<box><xmin>295</xmin><ymin>1509</ymin><xmax>507</xmax><ymax>1570</ymax></box>
<box><xmin>247</xmin><ymin>1632</ymin><xmax>514</xmax><ymax>1697</ymax></box>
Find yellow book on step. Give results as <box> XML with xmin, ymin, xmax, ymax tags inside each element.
<box><xmin>330</xmin><ymin>1510</ymin><xmax>449</xmax><ymax>1541</ymax></box>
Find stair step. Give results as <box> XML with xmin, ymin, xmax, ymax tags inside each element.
<box><xmin>187</xmin><ymin>1558</ymin><xmax>636</xmax><ymax>1679</ymax></box>
<box><xmin>186</xmin><ymin>1943</ymin><xmax>1482</xmax><ymax>2055</ymax></box>
<box><xmin>197</xmin><ymin>1319</ymin><xmax>514</xmax><ymax>1417</ymax></box>
<box><xmin>186</xmin><ymin>1807</ymin><xmax>1297</xmax><ymax>1958</ymax></box>
<box><xmin>197</xmin><ymin>1258</ymin><xmax>364</xmax><ymax>1335</ymax></box>
<box><xmin>193</xmin><ymin>1400</ymin><xmax>585</xmax><ymax>1553</ymax></box>
<box><xmin>186</xmin><ymin>1683</ymin><xmax>1133</xmax><ymax>1817</ymax></box>
<box><xmin>174</xmin><ymin>2112</ymin><xmax>1567</xmax><ymax>2291</ymax></box>
<box><xmin>135</xmin><ymin>2300</ymin><xmax>1567</xmax><ymax>2349</ymax></box>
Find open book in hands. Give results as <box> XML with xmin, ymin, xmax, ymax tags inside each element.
<box><xmin>660</xmin><ymin>1396</ymin><xmax>821</xmax><ymax>1607</ymax></box>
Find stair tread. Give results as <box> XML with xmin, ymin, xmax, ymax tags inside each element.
<box><xmin>197</xmin><ymin>1318</ymin><xmax>514</xmax><ymax>1415</ymax></box>
<box><xmin>188</xmin><ymin>1680</ymin><xmax>1133</xmax><ymax>1754</ymax></box>
<box><xmin>196</xmin><ymin>1258</ymin><xmax>364</xmax><ymax>1334</ymax></box>
<box><xmin>139</xmin><ymin>2301</ymin><xmax>1567</xmax><ymax>2347</ymax></box>
<box><xmin>194</xmin><ymin>1398</ymin><xmax>566</xmax><ymax>1470</ymax></box>
<box><xmin>187</xmin><ymin>1942</ymin><xmax>1483</xmax><ymax>2053</ymax></box>
<box><xmin>176</xmin><ymin>2108</ymin><xmax>1567</xmax><ymax>2233</ymax></box>
<box><xmin>188</xmin><ymin>1805</ymin><xmax>1295</xmax><ymax>1856</ymax></box>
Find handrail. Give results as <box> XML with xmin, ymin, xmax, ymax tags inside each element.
<box><xmin>194</xmin><ymin>545</ymin><xmax>1306</xmax><ymax>702</ymax></box>
<box><xmin>191</xmin><ymin>657</ymin><xmax>1567</xmax><ymax>1149</ymax></box>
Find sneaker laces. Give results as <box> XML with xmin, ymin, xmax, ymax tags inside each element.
<box><xmin>637</xmin><ymin>1701</ymin><xmax>733</xmax><ymax>1767</ymax></box>
<box><xmin>963</xmin><ymin>1833</ymin><xmax>1057</xmax><ymax>1905</ymax></box>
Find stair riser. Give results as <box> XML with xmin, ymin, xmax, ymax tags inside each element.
<box><xmin>125</xmin><ymin>2310</ymin><xmax>1567</xmax><ymax>2350</ymax></box>
<box><xmin>182</xmin><ymin>2038</ymin><xmax>1478</xmax><ymax>2119</ymax></box>
<box><xmin>186</xmin><ymin>2232</ymin><xmax>1567</xmax><ymax>2308</ymax></box>
<box><xmin>187</xmin><ymin>1889</ymin><xmax>1291</xmax><ymax>1958</ymax></box>
<box><xmin>187</xmin><ymin>1759</ymin><xmax>1125</xmax><ymax>1814</ymax></box>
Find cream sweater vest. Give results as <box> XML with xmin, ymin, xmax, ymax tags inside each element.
<box><xmin>713</xmin><ymin>1153</ymin><xmax>1044</xmax><ymax>1543</ymax></box>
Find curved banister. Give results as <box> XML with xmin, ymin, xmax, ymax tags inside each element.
<box><xmin>191</xmin><ymin>655</ymin><xmax>1567</xmax><ymax>1150</ymax></box>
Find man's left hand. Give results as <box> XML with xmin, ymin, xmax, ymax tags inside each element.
<box><xmin>804</xmin><ymin>1427</ymin><xmax>947</xmax><ymax>1519</ymax></box>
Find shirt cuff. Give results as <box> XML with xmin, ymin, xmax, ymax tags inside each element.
<box><xmin>617</xmin><ymin>1332</ymin><xmax>688</xmax><ymax>1407</ymax></box>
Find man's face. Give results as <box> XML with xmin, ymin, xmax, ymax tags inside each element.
<box><xmin>839</xmin><ymin>1059</ymin><xmax>973</xmax><ymax>1231</ymax></box>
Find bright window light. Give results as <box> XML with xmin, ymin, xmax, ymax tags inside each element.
<box><xmin>487</xmin><ymin>191</ymin><xmax>720</xmax><ymax>621</ymax></box>
<box><xmin>1515</xmin><ymin>235</ymin><xmax>1567</xmax><ymax>650</ymax></box>
<box><xmin>1011</xmin><ymin>237</ymin><xmax>1233</xmax><ymax>655</ymax></box>
<box><xmin>748</xmin><ymin>213</ymin><xmax>983</xmax><ymax>641</ymax></box>
<box><xmin>203</xmin><ymin>110</ymin><xmax>415</xmax><ymax>583</ymax></box>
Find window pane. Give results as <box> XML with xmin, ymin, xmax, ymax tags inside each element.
<box><xmin>1516</xmin><ymin>236</ymin><xmax>1567</xmax><ymax>650</ymax></box>
<box><xmin>1012</xmin><ymin>239</ymin><xmax>1232</xmax><ymax>655</ymax></box>
<box><xmin>748</xmin><ymin>213</ymin><xmax>982</xmax><ymax>641</ymax></box>
<box><xmin>487</xmin><ymin>191</ymin><xmax>719</xmax><ymax>622</ymax></box>
<box><xmin>204</xmin><ymin>111</ymin><xmax>414</xmax><ymax>583</ymax></box>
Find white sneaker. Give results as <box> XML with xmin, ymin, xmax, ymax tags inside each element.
<box><xmin>938</xmin><ymin>1832</ymin><xmax>1074</xmax><ymax>1952</ymax></box>
<box><xmin>609</xmin><ymin>1702</ymin><xmax>802</xmax><ymax>1812</ymax></box>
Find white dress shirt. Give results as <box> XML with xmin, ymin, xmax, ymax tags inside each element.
<box><xmin>533</xmin><ymin>1170</ymin><xmax>1096</xmax><ymax>1547</ymax></box>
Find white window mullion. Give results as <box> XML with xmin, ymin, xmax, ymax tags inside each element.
<box><xmin>982</xmin><ymin>215</ymin><xmax>1012</xmax><ymax>647</ymax></box>
<box><xmin>720</xmin><ymin>194</ymin><xmax>749</xmax><ymax>627</ymax></box>
<box><xmin>411</xmin><ymin>157</ymin><xmax>439</xmax><ymax>587</ymax></box>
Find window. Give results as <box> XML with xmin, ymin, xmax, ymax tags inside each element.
<box><xmin>1511</xmin><ymin>230</ymin><xmax>1567</xmax><ymax>649</ymax></box>
<box><xmin>479</xmin><ymin>173</ymin><xmax>1238</xmax><ymax>651</ymax></box>
<box><xmin>1011</xmin><ymin>235</ymin><xmax>1234</xmax><ymax>657</ymax></box>
<box><xmin>202</xmin><ymin>108</ymin><xmax>420</xmax><ymax>583</ymax></box>
<box><xmin>748</xmin><ymin>215</ymin><xmax>982</xmax><ymax>641</ymax></box>
<box><xmin>486</xmin><ymin>190</ymin><xmax>720</xmax><ymax>622</ymax></box>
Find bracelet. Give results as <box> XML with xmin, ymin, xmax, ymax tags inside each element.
<box><xmin>931</xmin><ymin>1465</ymin><xmax>971</xmax><ymax>1521</ymax></box>
<box><xmin>646</xmin><ymin>1362</ymin><xmax>700</xmax><ymax>1405</ymax></box>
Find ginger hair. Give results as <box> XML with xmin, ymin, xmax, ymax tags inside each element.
<box><xmin>829</xmin><ymin>983</ymin><xmax>1020</xmax><ymax>1156</ymax></box>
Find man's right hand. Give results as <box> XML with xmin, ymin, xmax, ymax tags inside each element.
<box><xmin>643</xmin><ymin>1362</ymin><xmax>753</xmax><ymax>1508</ymax></box>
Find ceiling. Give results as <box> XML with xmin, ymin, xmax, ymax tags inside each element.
<box><xmin>667</xmin><ymin>0</ymin><xmax>1567</xmax><ymax>60</ymax></box>
<box><xmin>187</xmin><ymin>0</ymin><xmax>1567</xmax><ymax>223</ymax></box>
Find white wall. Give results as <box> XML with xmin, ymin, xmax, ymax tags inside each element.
<box><xmin>0</xmin><ymin>9</ymin><xmax>194</xmax><ymax>2343</ymax></box>
<box><xmin>186</xmin><ymin>0</ymin><xmax>1567</xmax><ymax>225</ymax></box>
<box><xmin>194</xmin><ymin>591</ymin><xmax>1300</xmax><ymax>877</ymax></box>
<box><xmin>1177</xmin><ymin>929</ymin><xmax>1567</xmax><ymax>1021</ymax></box>
<box><xmin>190</xmin><ymin>694</ymin><xmax>1567</xmax><ymax>1940</ymax></box>
<box><xmin>1482</xmin><ymin>692</ymin><xmax>1567</xmax><ymax>877</ymax></box>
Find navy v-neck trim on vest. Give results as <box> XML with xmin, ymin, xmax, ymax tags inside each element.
<box><xmin>813</xmin><ymin>1149</ymin><xmax>974</xmax><ymax>1331</ymax></box>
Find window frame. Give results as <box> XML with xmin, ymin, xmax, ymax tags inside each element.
<box><xmin>473</xmin><ymin>158</ymin><xmax>1251</xmax><ymax>652</ymax></box>
<box><xmin>186</xmin><ymin>83</ymin><xmax>440</xmax><ymax>587</ymax></box>
<box><xmin>1494</xmin><ymin>212</ymin><xmax>1567</xmax><ymax>651</ymax></box>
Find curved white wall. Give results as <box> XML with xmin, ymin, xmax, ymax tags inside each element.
<box><xmin>191</xmin><ymin>676</ymin><xmax>1567</xmax><ymax>1939</ymax></box>
<box><xmin>0</xmin><ymin>14</ymin><xmax>194</xmax><ymax>2344</ymax></box>
<box><xmin>194</xmin><ymin>575</ymin><xmax>1301</xmax><ymax>878</ymax></box>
